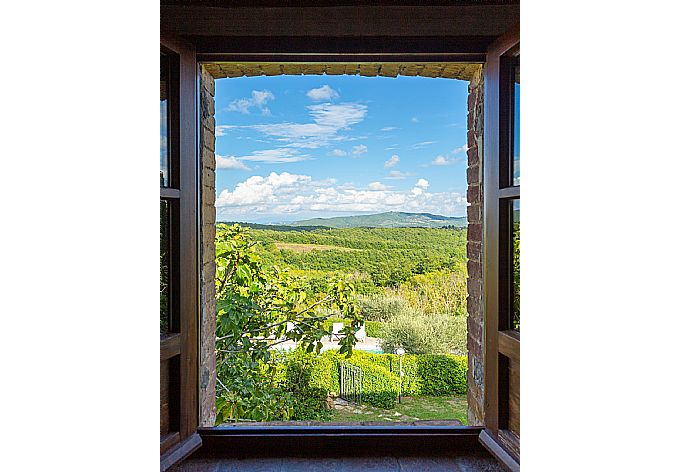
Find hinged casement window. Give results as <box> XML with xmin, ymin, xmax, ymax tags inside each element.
<box><xmin>160</xmin><ymin>36</ymin><xmax>201</xmax><ymax>471</ymax></box>
<box><xmin>479</xmin><ymin>27</ymin><xmax>521</xmax><ymax>472</ymax></box>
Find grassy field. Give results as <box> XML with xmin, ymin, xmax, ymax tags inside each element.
<box><xmin>331</xmin><ymin>395</ymin><xmax>467</xmax><ymax>424</ymax></box>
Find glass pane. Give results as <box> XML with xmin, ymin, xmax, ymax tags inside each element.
<box><xmin>160</xmin><ymin>200</ymin><xmax>171</xmax><ymax>334</ymax></box>
<box><xmin>160</xmin><ymin>53</ymin><xmax>170</xmax><ymax>187</ymax></box>
<box><xmin>511</xmin><ymin>199</ymin><xmax>520</xmax><ymax>331</ymax></box>
<box><xmin>513</xmin><ymin>63</ymin><xmax>520</xmax><ymax>186</ymax></box>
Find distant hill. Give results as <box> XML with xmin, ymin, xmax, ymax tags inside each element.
<box><xmin>291</xmin><ymin>211</ymin><xmax>467</xmax><ymax>229</ymax></box>
<box><xmin>219</xmin><ymin>222</ymin><xmax>329</xmax><ymax>232</ymax></box>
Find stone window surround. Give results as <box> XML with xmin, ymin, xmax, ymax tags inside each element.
<box><xmin>198</xmin><ymin>63</ymin><xmax>485</xmax><ymax>427</ymax></box>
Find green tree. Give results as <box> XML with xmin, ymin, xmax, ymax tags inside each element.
<box><xmin>214</xmin><ymin>224</ymin><xmax>362</xmax><ymax>423</ymax></box>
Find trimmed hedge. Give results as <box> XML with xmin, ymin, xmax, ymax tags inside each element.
<box><xmin>364</xmin><ymin>321</ymin><xmax>382</xmax><ymax>338</ymax></box>
<box><xmin>279</xmin><ymin>349</ymin><xmax>467</xmax><ymax>412</ymax></box>
<box><xmin>417</xmin><ymin>354</ymin><xmax>468</xmax><ymax>395</ymax></box>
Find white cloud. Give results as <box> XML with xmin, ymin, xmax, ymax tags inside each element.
<box><xmin>216</xmin><ymin>172</ymin><xmax>313</xmax><ymax>208</ymax></box>
<box><xmin>431</xmin><ymin>155</ymin><xmax>452</xmax><ymax>166</ymax></box>
<box><xmin>246</xmin><ymin>102</ymin><xmax>368</xmax><ymax>150</ymax></box>
<box><xmin>411</xmin><ymin>117</ymin><xmax>419</xmax><ymax>123</ymax></box>
<box><xmin>227</xmin><ymin>90</ymin><xmax>275</xmax><ymax>115</ymax></box>
<box><xmin>236</xmin><ymin>148</ymin><xmax>311</xmax><ymax>164</ymax></box>
<box><xmin>412</xmin><ymin>141</ymin><xmax>437</xmax><ymax>149</ymax></box>
<box><xmin>215</xmin><ymin>125</ymin><xmax>236</xmax><ymax>137</ymax></box>
<box><xmin>451</xmin><ymin>144</ymin><xmax>468</xmax><ymax>154</ymax></box>
<box><xmin>352</xmin><ymin>144</ymin><xmax>368</xmax><ymax>156</ymax></box>
<box><xmin>307</xmin><ymin>85</ymin><xmax>339</xmax><ymax>101</ymax></box>
<box><xmin>380</xmin><ymin>126</ymin><xmax>398</xmax><ymax>132</ymax></box>
<box><xmin>367</xmin><ymin>181</ymin><xmax>388</xmax><ymax>191</ymax></box>
<box><xmin>385</xmin><ymin>170</ymin><xmax>414</xmax><ymax>180</ymax></box>
<box><xmin>384</xmin><ymin>154</ymin><xmax>400</xmax><ymax>168</ymax></box>
<box><xmin>309</xmin><ymin>103</ymin><xmax>368</xmax><ymax>129</ymax></box>
<box><xmin>329</xmin><ymin>149</ymin><xmax>347</xmax><ymax>157</ymax></box>
<box><xmin>216</xmin><ymin>173</ymin><xmax>466</xmax><ymax>220</ymax></box>
<box><xmin>216</xmin><ymin>155</ymin><xmax>250</xmax><ymax>170</ymax></box>
<box><xmin>429</xmin><ymin>145</ymin><xmax>466</xmax><ymax>166</ymax></box>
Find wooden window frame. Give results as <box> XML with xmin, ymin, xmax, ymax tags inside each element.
<box><xmin>158</xmin><ymin>28</ymin><xmax>520</xmax><ymax>468</ymax></box>
<box><xmin>160</xmin><ymin>34</ymin><xmax>201</xmax><ymax>470</ymax></box>
<box><xmin>479</xmin><ymin>26</ymin><xmax>520</xmax><ymax>471</ymax></box>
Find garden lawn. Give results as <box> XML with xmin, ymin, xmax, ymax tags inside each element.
<box><xmin>331</xmin><ymin>394</ymin><xmax>467</xmax><ymax>424</ymax></box>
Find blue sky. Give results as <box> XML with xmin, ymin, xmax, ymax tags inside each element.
<box><xmin>214</xmin><ymin>74</ymin><xmax>469</xmax><ymax>223</ymax></box>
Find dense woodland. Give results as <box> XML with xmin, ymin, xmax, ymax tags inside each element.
<box><xmin>243</xmin><ymin>226</ymin><xmax>468</xmax><ymax>291</ymax></box>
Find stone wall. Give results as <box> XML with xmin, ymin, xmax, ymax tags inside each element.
<box><xmin>199</xmin><ymin>65</ymin><xmax>217</xmax><ymax>427</ymax></box>
<box><xmin>466</xmin><ymin>66</ymin><xmax>485</xmax><ymax>426</ymax></box>
<box><xmin>203</xmin><ymin>62</ymin><xmax>481</xmax><ymax>82</ymax></box>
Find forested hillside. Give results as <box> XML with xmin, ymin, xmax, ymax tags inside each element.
<box><xmin>291</xmin><ymin>211</ymin><xmax>468</xmax><ymax>229</ymax></box>
<box><xmin>246</xmin><ymin>226</ymin><xmax>467</xmax><ymax>289</ymax></box>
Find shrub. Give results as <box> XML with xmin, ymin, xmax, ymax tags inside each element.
<box><xmin>365</xmin><ymin>353</ymin><xmax>467</xmax><ymax>396</ymax></box>
<box><xmin>417</xmin><ymin>354</ymin><xmax>467</xmax><ymax>395</ymax></box>
<box><xmin>392</xmin><ymin>270</ymin><xmax>467</xmax><ymax>316</ymax></box>
<box><xmin>278</xmin><ymin>350</ymin><xmax>468</xmax><ymax>414</ymax></box>
<box><xmin>357</xmin><ymin>294</ymin><xmax>409</xmax><ymax>322</ymax></box>
<box><xmin>365</xmin><ymin>321</ymin><xmax>382</xmax><ymax>338</ymax></box>
<box><xmin>379</xmin><ymin>311</ymin><xmax>467</xmax><ymax>355</ymax></box>
<box><xmin>281</xmin><ymin>349</ymin><xmax>337</xmax><ymax>421</ymax></box>
<box><xmin>342</xmin><ymin>351</ymin><xmax>399</xmax><ymax>408</ymax></box>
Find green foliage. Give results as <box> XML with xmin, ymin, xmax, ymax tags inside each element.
<box><xmin>214</xmin><ymin>224</ymin><xmax>362</xmax><ymax>424</ymax></box>
<box><xmin>213</xmin><ymin>222</ymin><xmax>472</xmax><ymax>422</ymax></box>
<box><xmin>357</xmin><ymin>294</ymin><xmax>409</xmax><ymax>322</ymax></box>
<box><xmin>392</xmin><ymin>270</ymin><xmax>467</xmax><ymax>316</ymax></box>
<box><xmin>416</xmin><ymin>355</ymin><xmax>468</xmax><ymax>395</ymax></box>
<box><xmin>379</xmin><ymin>311</ymin><xmax>468</xmax><ymax>355</ymax></box>
<box><xmin>278</xmin><ymin>350</ymin><xmax>468</xmax><ymax>411</ymax></box>
<box><xmin>247</xmin><ymin>227</ymin><xmax>467</xmax><ymax>288</ymax></box>
<box><xmin>364</xmin><ymin>321</ymin><xmax>382</xmax><ymax>338</ymax></box>
<box><xmin>280</xmin><ymin>349</ymin><xmax>335</xmax><ymax>421</ymax></box>
<box><xmin>343</xmin><ymin>351</ymin><xmax>400</xmax><ymax>408</ymax></box>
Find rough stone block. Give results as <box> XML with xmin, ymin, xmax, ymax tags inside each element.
<box><xmin>325</xmin><ymin>64</ymin><xmax>347</xmax><ymax>75</ymax></box>
<box><xmin>358</xmin><ymin>64</ymin><xmax>380</xmax><ymax>76</ymax></box>
<box><xmin>467</xmin><ymin>204</ymin><xmax>481</xmax><ymax>223</ymax></box>
<box><xmin>260</xmin><ymin>64</ymin><xmax>282</xmax><ymax>76</ymax></box>
<box><xmin>379</xmin><ymin>63</ymin><xmax>401</xmax><ymax>77</ymax></box>
<box><xmin>467</xmin><ymin>185</ymin><xmax>480</xmax><ymax>204</ymax></box>
<box><xmin>468</xmin><ymin>223</ymin><xmax>482</xmax><ymax>242</ymax></box>
<box><xmin>203</xmin><ymin>127</ymin><xmax>215</xmax><ymax>152</ymax></box>
<box><xmin>202</xmin><ymin>149</ymin><xmax>216</xmax><ymax>171</ymax></box>
<box><xmin>467</xmin><ymin>146</ymin><xmax>479</xmax><ymax>168</ymax></box>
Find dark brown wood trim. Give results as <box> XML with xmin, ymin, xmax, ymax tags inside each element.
<box><xmin>191</xmin><ymin>36</ymin><xmax>493</xmax><ymax>57</ymax></box>
<box><xmin>160</xmin><ymin>432</ymin><xmax>181</xmax><ymax>455</ymax></box>
<box><xmin>161</xmin><ymin>433</ymin><xmax>202</xmax><ymax>472</ymax></box>
<box><xmin>479</xmin><ymin>430</ymin><xmax>519</xmax><ymax>472</ymax></box>
<box><xmin>498</xmin><ymin>331</ymin><xmax>519</xmax><ymax>361</ymax></box>
<box><xmin>198</xmin><ymin>53</ymin><xmax>486</xmax><ymax>63</ymax></box>
<box><xmin>194</xmin><ymin>426</ymin><xmax>491</xmax><ymax>458</ymax></box>
<box><xmin>160</xmin><ymin>188</ymin><xmax>181</xmax><ymax>199</ymax></box>
<box><xmin>498</xmin><ymin>186</ymin><xmax>520</xmax><ymax>199</ymax></box>
<box><xmin>483</xmin><ymin>25</ymin><xmax>502</xmax><ymax>435</ymax></box>
<box><xmin>483</xmin><ymin>25</ymin><xmax>519</xmax><ymax>465</ymax></box>
<box><xmin>497</xmin><ymin>429</ymin><xmax>520</xmax><ymax>462</ymax></box>
<box><xmin>161</xmin><ymin>4</ymin><xmax>520</xmax><ymax>39</ymax></box>
<box><xmin>161</xmin><ymin>33</ymin><xmax>200</xmax><ymax>464</ymax></box>
<box><xmin>160</xmin><ymin>333</ymin><xmax>182</xmax><ymax>361</ymax></box>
